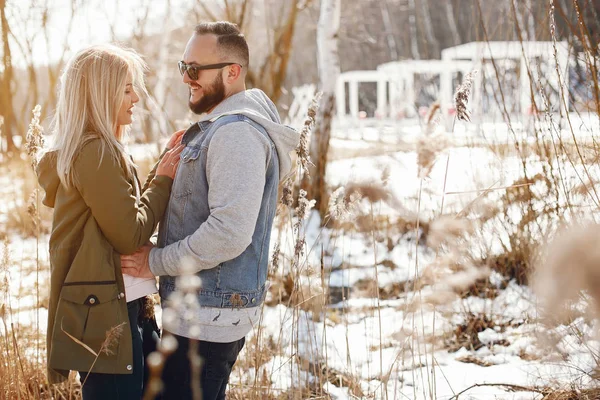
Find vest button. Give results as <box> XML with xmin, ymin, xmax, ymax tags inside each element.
<box><xmin>126</xmin><ymin>364</ymin><xmax>132</xmax><ymax>371</ymax></box>
<box><xmin>251</xmin><ymin>298</ymin><xmax>256</xmax><ymax>304</ymax></box>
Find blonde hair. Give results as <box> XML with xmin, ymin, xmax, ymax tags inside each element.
<box><xmin>50</xmin><ymin>43</ymin><xmax>147</xmax><ymax>188</ymax></box>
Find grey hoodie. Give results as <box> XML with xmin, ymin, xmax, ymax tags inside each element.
<box><xmin>149</xmin><ymin>88</ymin><xmax>299</xmax><ymax>276</ymax></box>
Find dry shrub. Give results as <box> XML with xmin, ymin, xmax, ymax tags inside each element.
<box><xmin>483</xmin><ymin>250</ymin><xmax>530</xmax><ymax>286</ymax></box>
<box><xmin>533</xmin><ymin>222</ymin><xmax>600</xmax><ymax>322</ymax></box>
<box><xmin>2</xmin><ymin>157</ymin><xmax>52</xmax><ymax>237</ymax></box>
<box><xmin>446</xmin><ymin>313</ymin><xmax>510</xmax><ymax>352</ymax></box>
<box><xmin>455</xmin><ymin>354</ymin><xmax>493</xmax><ymax>367</ymax></box>
<box><xmin>266</xmin><ymin>273</ymin><xmax>327</xmax><ymax>319</ymax></box>
<box><xmin>478</xmin><ymin>172</ymin><xmax>557</xmax><ymax>287</ymax></box>
<box><xmin>418</xmin><ymin>214</ymin><xmax>491</xmax><ymax>304</ymax></box>
<box><xmin>541</xmin><ymin>388</ymin><xmax>600</xmax><ymax>400</ymax></box>
<box><xmin>459</xmin><ymin>276</ymin><xmax>505</xmax><ymax>299</ymax></box>
<box><xmin>299</xmin><ymin>357</ymin><xmax>365</xmax><ymax>399</ymax></box>
<box><xmin>353</xmin><ymin>278</ymin><xmax>412</xmax><ymax>300</ymax></box>
<box><xmin>0</xmin><ymin>323</ymin><xmax>81</xmax><ymax>399</ymax></box>
<box><xmin>227</xmin><ymin>385</ymin><xmax>314</xmax><ymax>400</ymax></box>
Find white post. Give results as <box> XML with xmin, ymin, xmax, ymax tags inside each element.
<box><xmin>389</xmin><ymin>77</ymin><xmax>399</xmax><ymax>120</ymax></box>
<box><xmin>440</xmin><ymin>68</ymin><xmax>452</xmax><ymax>131</ymax></box>
<box><xmin>349</xmin><ymin>79</ymin><xmax>359</xmax><ymax>119</ymax></box>
<box><xmin>336</xmin><ymin>77</ymin><xmax>346</xmax><ymax>119</ymax></box>
<box><xmin>440</xmin><ymin>69</ymin><xmax>452</xmax><ymax>113</ymax></box>
<box><xmin>376</xmin><ymin>76</ymin><xmax>387</xmax><ymax>118</ymax></box>
<box><xmin>405</xmin><ymin>72</ymin><xmax>415</xmax><ymax>112</ymax></box>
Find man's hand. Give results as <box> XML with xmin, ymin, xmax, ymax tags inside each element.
<box><xmin>166</xmin><ymin>129</ymin><xmax>186</xmax><ymax>149</ymax></box>
<box><xmin>121</xmin><ymin>244</ymin><xmax>155</xmax><ymax>278</ymax></box>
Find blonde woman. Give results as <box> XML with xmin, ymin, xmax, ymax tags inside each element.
<box><xmin>36</xmin><ymin>44</ymin><xmax>183</xmax><ymax>399</ymax></box>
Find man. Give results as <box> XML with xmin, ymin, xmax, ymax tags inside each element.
<box><xmin>122</xmin><ymin>21</ymin><xmax>299</xmax><ymax>400</ymax></box>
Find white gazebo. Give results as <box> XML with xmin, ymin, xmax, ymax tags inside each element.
<box><xmin>331</xmin><ymin>41</ymin><xmax>571</xmax><ymax>130</ymax></box>
<box><xmin>377</xmin><ymin>59</ymin><xmax>473</xmax><ymax>118</ymax></box>
<box><xmin>335</xmin><ymin>61</ymin><xmax>472</xmax><ymax>125</ymax></box>
<box><xmin>441</xmin><ymin>41</ymin><xmax>570</xmax><ymax>117</ymax></box>
<box><xmin>335</xmin><ymin>70</ymin><xmax>390</xmax><ymax>123</ymax></box>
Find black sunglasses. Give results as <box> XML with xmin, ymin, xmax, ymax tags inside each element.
<box><xmin>177</xmin><ymin>61</ymin><xmax>238</xmax><ymax>80</ymax></box>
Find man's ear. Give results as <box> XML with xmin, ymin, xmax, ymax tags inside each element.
<box><xmin>226</xmin><ymin>64</ymin><xmax>243</xmax><ymax>83</ymax></box>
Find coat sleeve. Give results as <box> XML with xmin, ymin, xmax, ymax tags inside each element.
<box><xmin>75</xmin><ymin>140</ymin><xmax>173</xmax><ymax>255</ymax></box>
<box><xmin>141</xmin><ymin>147</ymin><xmax>169</xmax><ymax>193</ymax></box>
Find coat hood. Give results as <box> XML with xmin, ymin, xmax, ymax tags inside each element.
<box><xmin>36</xmin><ymin>151</ymin><xmax>60</xmax><ymax>209</ymax></box>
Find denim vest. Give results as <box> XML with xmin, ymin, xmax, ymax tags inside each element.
<box><xmin>157</xmin><ymin>114</ymin><xmax>279</xmax><ymax>308</ymax></box>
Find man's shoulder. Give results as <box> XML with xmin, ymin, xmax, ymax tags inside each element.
<box><xmin>210</xmin><ymin>116</ymin><xmax>270</xmax><ymax>146</ymax></box>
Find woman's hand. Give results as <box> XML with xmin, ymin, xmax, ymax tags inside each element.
<box><xmin>156</xmin><ymin>144</ymin><xmax>184</xmax><ymax>179</ymax></box>
<box><xmin>166</xmin><ymin>129</ymin><xmax>186</xmax><ymax>149</ymax></box>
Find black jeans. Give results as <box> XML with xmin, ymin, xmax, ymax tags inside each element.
<box><xmin>79</xmin><ymin>297</ymin><xmax>160</xmax><ymax>400</ymax></box>
<box><xmin>159</xmin><ymin>334</ymin><xmax>246</xmax><ymax>400</ymax></box>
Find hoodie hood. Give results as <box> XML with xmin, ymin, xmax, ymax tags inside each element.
<box><xmin>36</xmin><ymin>151</ymin><xmax>60</xmax><ymax>209</ymax></box>
<box><xmin>199</xmin><ymin>89</ymin><xmax>300</xmax><ymax>179</ymax></box>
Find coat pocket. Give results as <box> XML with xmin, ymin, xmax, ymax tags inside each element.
<box><xmin>56</xmin><ymin>281</ymin><xmax>124</xmax><ymax>355</ymax></box>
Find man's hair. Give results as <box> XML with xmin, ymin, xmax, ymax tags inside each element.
<box><xmin>194</xmin><ymin>22</ymin><xmax>249</xmax><ymax>69</ymax></box>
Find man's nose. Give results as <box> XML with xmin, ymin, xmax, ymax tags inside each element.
<box><xmin>182</xmin><ymin>71</ymin><xmax>192</xmax><ymax>84</ymax></box>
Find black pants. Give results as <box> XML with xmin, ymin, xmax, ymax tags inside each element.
<box><xmin>79</xmin><ymin>297</ymin><xmax>160</xmax><ymax>400</ymax></box>
<box><xmin>159</xmin><ymin>334</ymin><xmax>246</xmax><ymax>400</ymax></box>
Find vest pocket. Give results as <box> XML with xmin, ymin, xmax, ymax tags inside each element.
<box><xmin>56</xmin><ymin>282</ymin><xmax>124</xmax><ymax>355</ymax></box>
<box><xmin>173</xmin><ymin>146</ymin><xmax>202</xmax><ymax>198</ymax></box>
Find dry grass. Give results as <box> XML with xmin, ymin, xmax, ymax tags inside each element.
<box><xmin>541</xmin><ymin>388</ymin><xmax>600</xmax><ymax>400</ymax></box>
<box><xmin>3</xmin><ymin>2</ymin><xmax>600</xmax><ymax>399</ymax></box>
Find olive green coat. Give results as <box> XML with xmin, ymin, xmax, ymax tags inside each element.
<box><xmin>36</xmin><ymin>139</ymin><xmax>171</xmax><ymax>384</ymax></box>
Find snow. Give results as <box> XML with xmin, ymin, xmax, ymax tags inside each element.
<box><xmin>5</xmin><ymin>114</ymin><xmax>600</xmax><ymax>399</ymax></box>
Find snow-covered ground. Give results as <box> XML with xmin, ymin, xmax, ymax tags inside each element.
<box><xmin>3</xmin><ymin>115</ymin><xmax>600</xmax><ymax>399</ymax></box>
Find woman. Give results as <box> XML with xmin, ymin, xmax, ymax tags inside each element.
<box><xmin>36</xmin><ymin>44</ymin><xmax>183</xmax><ymax>399</ymax></box>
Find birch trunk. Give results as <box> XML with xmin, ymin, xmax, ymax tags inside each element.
<box><xmin>525</xmin><ymin>0</ymin><xmax>535</xmax><ymax>40</ymax></box>
<box><xmin>419</xmin><ymin>0</ymin><xmax>440</xmax><ymax>58</ymax></box>
<box><xmin>150</xmin><ymin>0</ymin><xmax>173</xmax><ymax>143</ymax></box>
<box><xmin>380</xmin><ymin>0</ymin><xmax>398</xmax><ymax>60</ymax></box>
<box><xmin>444</xmin><ymin>0</ymin><xmax>461</xmax><ymax>46</ymax></box>
<box><xmin>512</xmin><ymin>0</ymin><xmax>530</xmax><ymax>40</ymax></box>
<box><xmin>407</xmin><ymin>0</ymin><xmax>420</xmax><ymax>60</ymax></box>
<box><xmin>309</xmin><ymin>0</ymin><xmax>340</xmax><ymax>217</ymax></box>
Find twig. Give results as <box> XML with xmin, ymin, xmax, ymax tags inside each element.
<box><xmin>448</xmin><ymin>382</ymin><xmax>545</xmax><ymax>399</ymax></box>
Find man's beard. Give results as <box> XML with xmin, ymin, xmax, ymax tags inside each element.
<box><xmin>188</xmin><ymin>73</ymin><xmax>226</xmax><ymax>115</ymax></box>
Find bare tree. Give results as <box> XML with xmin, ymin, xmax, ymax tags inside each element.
<box><xmin>380</xmin><ymin>0</ymin><xmax>398</xmax><ymax>60</ymax></box>
<box><xmin>308</xmin><ymin>0</ymin><xmax>340</xmax><ymax>216</ymax></box>
<box><xmin>407</xmin><ymin>0</ymin><xmax>420</xmax><ymax>59</ymax></box>
<box><xmin>444</xmin><ymin>0</ymin><xmax>462</xmax><ymax>46</ymax></box>
<box><xmin>195</xmin><ymin>0</ymin><xmax>311</xmax><ymax>105</ymax></box>
<box><xmin>0</xmin><ymin>0</ymin><xmax>16</xmax><ymax>152</ymax></box>
<box><xmin>418</xmin><ymin>0</ymin><xmax>440</xmax><ymax>58</ymax></box>
<box><xmin>42</xmin><ymin>0</ymin><xmax>78</xmax><ymax>118</ymax></box>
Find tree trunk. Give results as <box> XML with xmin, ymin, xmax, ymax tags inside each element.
<box><xmin>418</xmin><ymin>0</ymin><xmax>440</xmax><ymax>58</ymax></box>
<box><xmin>525</xmin><ymin>0</ymin><xmax>536</xmax><ymax>40</ymax></box>
<box><xmin>512</xmin><ymin>0</ymin><xmax>530</xmax><ymax>40</ymax></box>
<box><xmin>0</xmin><ymin>0</ymin><xmax>16</xmax><ymax>152</ymax></box>
<box><xmin>151</xmin><ymin>0</ymin><xmax>173</xmax><ymax>143</ymax></box>
<box><xmin>380</xmin><ymin>0</ymin><xmax>398</xmax><ymax>60</ymax></box>
<box><xmin>407</xmin><ymin>0</ymin><xmax>421</xmax><ymax>60</ymax></box>
<box><xmin>309</xmin><ymin>0</ymin><xmax>340</xmax><ymax>219</ymax></box>
<box><xmin>444</xmin><ymin>0</ymin><xmax>462</xmax><ymax>46</ymax></box>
